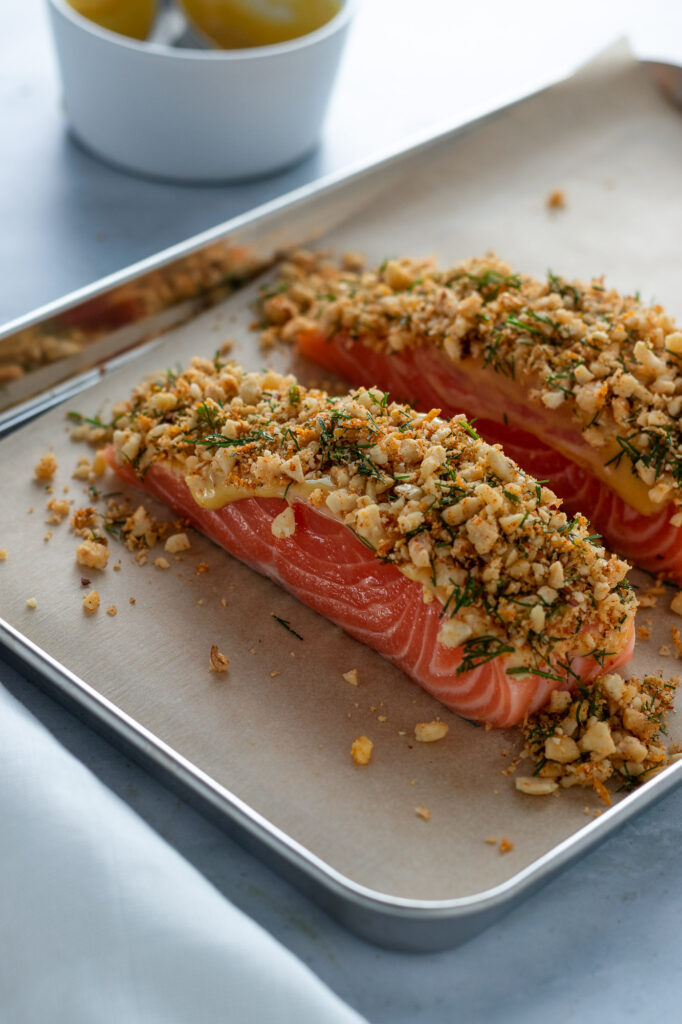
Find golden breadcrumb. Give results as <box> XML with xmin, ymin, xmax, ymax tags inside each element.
<box><xmin>34</xmin><ymin>453</ymin><xmax>57</xmax><ymax>480</ymax></box>
<box><xmin>209</xmin><ymin>645</ymin><xmax>230</xmax><ymax>673</ymax></box>
<box><xmin>351</xmin><ymin>735</ymin><xmax>373</xmax><ymax>765</ymax></box>
<box><xmin>82</xmin><ymin>590</ymin><xmax>100</xmax><ymax>613</ymax></box>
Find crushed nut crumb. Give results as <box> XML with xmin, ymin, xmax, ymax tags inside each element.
<box><xmin>209</xmin><ymin>644</ymin><xmax>230</xmax><ymax>673</ymax></box>
<box><xmin>76</xmin><ymin>539</ymin><xmax>109</xmax><ymax>570</ymax></box>
<box><xmin>165</xmin><ymin>532</ymin><xmax>191</xmax><ymax>553</ymax></box>
<box><xmin>414</xmin><ymin>721</ymin><xmax>449</xmax><ymax>743</ymax></box>
<box><xmin>82</xmin><ymin>590</ymin><xmax>100</xmax><ymax>613</ymax></box>
<box><xmin>25</xmin><ymin>597</ymin><xmax>37</xmax><ymax>609</ymax></box>
<box><xmin>34</xmin><ymin>453</ymin><xmax>57</xmax><ymax>480</ymax></box>
<box><xmin>351</xmin><ymin>735</ymin><xmax>373</xmax><ymax>765</ymax></box>
<box><xmin>343</xmin><ymin>669</ymin><xmax>359</xmax><ymax>686</ymax></box>
<box><xmin>546</xmin><ymin>188</ymin><xmax>566</xmax><ymax>210</ymax></box>
<box><xmin>46</xmin><ymin>498</ymin><xmax>70</xmax><ymax>524</ymax></box>
<box><xmin>415</xmin><ymin>806</ymin><xmax>431</xmax><ymax>820</ymax></box>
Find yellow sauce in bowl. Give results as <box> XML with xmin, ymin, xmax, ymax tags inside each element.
<box><xmin>67</xmin><ymin>0</ymin><xmax>157</xmax><ymax>40</ymax></box>
<box><xmin>179</xmin><ymin>0</ymin><xmax>341</xmax><ymax>49</ymax></box>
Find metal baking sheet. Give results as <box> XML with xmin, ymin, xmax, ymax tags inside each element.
<box><xmin>2</xmin><ymin>44</ymin><xmax>682</xmax><ymax>951</ymax></box>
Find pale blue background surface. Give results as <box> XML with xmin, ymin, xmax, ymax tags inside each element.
<box><xmin>3</xmin><ymin>2</ymin><xmax>681</xmax><ymax>1020</ymax></box>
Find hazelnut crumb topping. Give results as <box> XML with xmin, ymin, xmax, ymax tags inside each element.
<box><xmin>517</xmin><ymin>671</ymin><xmax>678</xmax><ymax>799</ymax></box>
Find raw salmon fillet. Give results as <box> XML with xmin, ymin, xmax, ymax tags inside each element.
<box><xmin>261</xmin><ymin>252</ymin><xmax>682</xmax><ymax>581</ymax></box>
<box><xmin>104</xmin><ymin>359</ymin><xmax>635</xmax><ymax>727</ymax></box>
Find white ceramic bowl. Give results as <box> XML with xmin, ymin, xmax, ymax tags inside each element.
<box><xmin>46</xmin><ymin>0</ymin><xmax>354</xmax><ymax>182</ymax></box>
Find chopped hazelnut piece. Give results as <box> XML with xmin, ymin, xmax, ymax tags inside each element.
<box><xmin>414</xmin><ymin>721</ymin><xmax>449</xmax><ymax>743</ymax></box>
<box><xmin>545</xmin><ymin>735</ymin><xmax>580</xmax><ymax>764</ymax></box>
<box><xmin>153</xmin><ymin>557</ymin><xmax>170</xmax><ymax>570</ymax></box>
<box><xmin>671</xmin><ymin>592</ymin><xmax>682</xmax><ymax>617</ymax></box>
<box><xmin>82</xmin><ymin>590</ymin><xmax>100</xmax><ymax>613</ymax></box>
<box><xmin>76</xmin><ymin>539</ymin><xmax>109</xmax><ymax>570</ymax></box>
<box><xmin>415</xmin><ymin>806</ymin><xmax>431</xmax><ymax>820</ymax></box>
<box><xmin>350</xmin><ymin>735</ymin><xmax>373</xmax><ymax>765</ymax></box>
<box><xmin>209</xmin><ymin>645</ymin><xmax>230</xmax><ymax>673</ymax></box>
<box><xmin>515</xmin><ymin>777</ymin><xmax>558</xmax><ymax>795</ymax></box>
<box><xmin>165</xmin><ymin>532</ymin><xmax>191</xmax><ymax>554</ymax></box>
<box><xmin>34</xmin><ymin>453</ymin><xmax>57</xmax><ymax>480</ymax></box>
<box><xmin>271</xmin><ymin>506</ymin><xmax>296</xmax><ymax>539</ymax></box>
<box><xmin>25</xmin><ymin>598</ymin><xmax>37</xmax><ymax>609</ymax></box>
<box><xmin>343</xmin><ymin>669</ymin><xmax>359</xmax><ymax>686</ymax></box>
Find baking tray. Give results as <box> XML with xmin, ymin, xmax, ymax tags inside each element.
<box><xmin>2</xmin><ymin>44</ymin><xmax>682</xmax><ymax>952</ymax></box>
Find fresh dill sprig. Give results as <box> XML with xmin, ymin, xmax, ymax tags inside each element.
<box><xmin>272</xmin><ymin>614</ymin><xmax>304</xmax><ymax>641</ymax></box>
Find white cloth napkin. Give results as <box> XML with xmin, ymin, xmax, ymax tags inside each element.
<box><xmin>0</xmin><ymin>681</ymin><xmax>366</xmax><ymax>1024</ymax></box>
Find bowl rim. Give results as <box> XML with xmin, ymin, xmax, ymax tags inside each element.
<box><xmin>48</xmin><ymin>0</ymin><xmax>356</xmax><ymax>60</ymax></box>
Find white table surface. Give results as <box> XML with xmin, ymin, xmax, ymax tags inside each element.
<box><xmin>3</xmin><ymin>2</ymin><xmax>682</xmax><ymax>1021</ymax></box>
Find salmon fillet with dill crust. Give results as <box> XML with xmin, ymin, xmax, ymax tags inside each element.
<box><xmin>105</xmin><ymin>358</ymin><xmax>636</xmax><ymax>727</ymax></box>
<box><xmin>259</xmin><ymin>251</ymin><xmax>682</xmax><ymax>582</ymax></box>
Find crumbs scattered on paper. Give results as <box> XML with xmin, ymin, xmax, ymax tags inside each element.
<box><xmin>209</xmin><ymin>645</ymin><xmax>230</xmax><ymax>673</ymax></box>
<box><xmin>414</xmin><ymin>721</ymin><xmax>449</xmax><ymax>743</ymax></box>
<box><xmin>34</xmin><ymin>453</ymin><xmax>57</xmax><ymax>480</ymax></box>
<box><xmin>82</xmin><ymin>590</ymin><xmax>100</xmax><ymax>614</ymax></box>
<box><xmin>515</xmin><ymin>672</ymin><xmax>678</xmax><ymax>804</ymax></box>
<box><xmin>546</xmin><ymin>188</ymin><xmax>566</xmax><ymax>210</ymax></box>
<box><xmin>351</xmin><ymin>735</ymin><xmax>373</xmax><ymax>765</ymax></box>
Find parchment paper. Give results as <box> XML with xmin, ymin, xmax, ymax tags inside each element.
<box><xmin>1</xmin><ymin>44</ymin><xmax>681</xmax><ymax>902</ymax></box>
